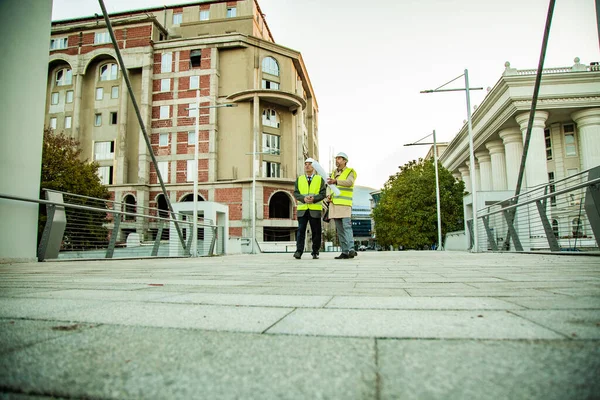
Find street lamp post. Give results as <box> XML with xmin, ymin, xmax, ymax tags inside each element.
<box><xmin>187</xmin><ymin>90</ymin><xmax>236</xmax><ymax>257</ymax></box>
<box><xmin>420</xmin><ymin>70</ymin><xmax>483</xmax><ymax>252</ymax></box>
<box><xmin>404</xmin><ymin>130</ymin><xmax>443</xmax><ymax>250</ymax></box>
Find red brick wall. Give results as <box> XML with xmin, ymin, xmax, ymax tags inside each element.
<box><xmin>263</xmin><ymin>188</ymin><xmax>294</xmax><ymax>219</ymax></box>
<box><xmin>215</xmin><ymin>188</ymin><xmax>243</xmax><ymax>220</ymax></box>
<box><xmin>229</xmin><ymin>227</ymin><xmax>242</xmax><ymax>237</ymax></box>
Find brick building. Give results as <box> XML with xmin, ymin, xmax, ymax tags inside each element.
<box><xmin>47</xmin><ymin>0</ymin><xmax>318</xmax><ymax>244</ymax></box>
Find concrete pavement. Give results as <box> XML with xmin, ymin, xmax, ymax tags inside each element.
<box><xmin>1</xmin><ymin>251</ymin><xmax>599</xmax><ymax>399</ymax></box>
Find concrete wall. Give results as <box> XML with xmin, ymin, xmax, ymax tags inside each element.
<box><xmin>0</xmin><ymin>0</ymin><xmax>53</xmax><ymax>263</ymax></box>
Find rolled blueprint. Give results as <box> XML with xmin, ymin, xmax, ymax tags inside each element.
<box><xmin>311</xmin><ymin>160</ymin><xmax>340</xmax><ymax>196</ymax></box>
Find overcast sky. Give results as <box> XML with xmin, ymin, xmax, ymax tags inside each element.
<box><xmin>52</xmin><ymin>0</ymin><xmax>600</xmax><ymax>189</ymax></box>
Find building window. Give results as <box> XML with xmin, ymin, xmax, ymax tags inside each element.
<box><xmin>159</xmin><ymin>133</ymin><xmax>169</xmax><ymax>147</ymax></box>
<box><xmin>161</xmin><ymin>78</ymin><xmax>170</xmax><ymax>92</ymax></box>
<box><xmin>188</xmin><ymin>103</ymin><xmax>197</xmax><ymax>117</ymax></box>
<box><xmin>110</xmin><ymin>112</ymin><xmax>118</xmax><ymax>125</ymax></box>
<box><xmin>94</xmin><ymin>113</ymin><xmax>102</xmax><ymax>126</ymax></box>
<box><xmin>226</xmin><ymin>7</ymin><xmax>237</xmax><ymax>18</ymax></box>
<box><xmin>199</xmin><ymin>10</ymin><xmax>209</xmax><ymax>20</ymax></box>
<box><xmin>49</xmin><ymin>117</ymin><xmax>57</xmax><ymax>130</ymax></box>
<box><xmin>262</xmin><ymin>161</ymin><xmax>281</xmax><ymax>178</ymax></box>
<box><xmin>51</xmin><ymin>92</ymin><xmax>59</xmax><ymax>105</ymax></box>
<box><xmin>564</xmin><ymin>124</ymin><xmax>577</xmax><ymax>156</ymax></box>
<box><xmin>161</xmin><ymin>52</ymin><xmax>172</xmax><ymax>73</ymax></box>
<box><xmin>262</xmin><ymin>108</ymin><xmax>279</xmax><ymax>128</ymax></box>
<box><xmin>66</xmin><ymin>90</ymin><xmax>74</xmax><ymax>103</ymax></box>
<box><xmin>94</xmin><ymin>141</ymin><xmax>115</xmax><ymax>160</ymax></box>
<box><xmin>159</xmin><ymin>106</ymin><xmax>169</xmax><ymax>119</ymax></box>
<box><xmin>262</xmin><ymin>57</ymin><xmax>279</xmax><ymax>76</ymax></box>
<box><xmin>190</xmin><ymin>75</ymin><xmax>199</xmax><ymax>89</ymax></box>
<box><xmin>173</xmin><ymin>12</ymin><xmax>182</xmax><ymax>25</ymax></box>
<box><xmin>50</xmin><ymin>38</ymin><xmax>68</xmax><ymax>50</ymax></box>
<box><xmin>158</xmin><ymin>161</ymin><xmax>169</xmax><ymax>183</ymax></box>
<box><xmin>190</xmin><ymin>50</ymin><xmax>202</xmax><ymax>68</ymax></box>
<box><xmin>123</xmin><ymin>195</ymin><xmax>136</xmax><ymax>221</ymax></box>
<box><xmin>572</xmin><ymin>218</ymin><xmax>583</xmax><ymax>238</ymax></box>
<box><xmin>94</xmin><ymin>31</ymin><xmax>111</xmax><ymax>44</ymax></box>
<box><xmin>95</xmin><ymin>87</ymin><xmax>104</xmax><ymax>101</ymax></box>
<box><xmin>188</xmin><ymin>131</ymin><xmax>196</xmax><ymax>145</ymax></box>
<box><xmin>552</xmin><ymin>219</ymin><xmax>559</xmax><ymax>238</ymax></box>
<box><xmin>111</xmin><ymin>86</ymin><xmax>119</xmax><ymax>99</ymax></box>
<box><xmin>548</xmin><ymin>172</ymin><xmax>556</xmax><ymax>207</ymax></box>
<box><xmin>100</xmin><ymin>63</ymin><xmax>118</xmax><ymax>81</ymax></box>
<box><xmin>97</xmin><ymin>166</ymin><xmax>114</xmax><ymax>185</ymax></box>
<box><xmin>186</xmin><ymin>159</ymin><xmax>195</xmax><ymax>182</ymax></box>
<box><xmin>262</xmin><ymin>133</ymin><xmax>280</xmax><ymax>155</ymax></box>
<box><xmin>64</xmin><ymin>116</ymin><xmax>72</xmax><ymax>129</ymax></box>
<box><xmin>55</xmin><ymin>68</ymin><xmax>72</xmax><ymax>86</ymax></box>
<box><xmin>544</xmin><ymin>128</ymin><xmax>552</xmax><ymax>160</ymax></box>
<box><xmin>262</xmin><ymin>79</ymin><xmax>279</xmax><ymax>90</ymax></box>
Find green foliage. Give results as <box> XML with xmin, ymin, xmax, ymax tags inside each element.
<box><xmin>39</xmin><ymin>129</ymin><xmax>111</xmax><ymax>250</ymax></box>
<box><xmin>372</xmin><ymin>158</ymin><xmax>465</xmax><ymax>249</ymax></box>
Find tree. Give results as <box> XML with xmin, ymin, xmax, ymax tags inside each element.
<box><xmin>39</xmin><ymin>129</ymin><xmax>110</xmax><ymax>250</ymax></box>
<box><xmin>372</xmin><ymin>158</ymin><xmax>465</xmax><ymax>249</ymax></box>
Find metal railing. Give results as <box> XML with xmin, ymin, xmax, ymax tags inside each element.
<box><xmin>0</xmin><ymin>189</ymin><xmax>223</xmax><ymax>261</ymax></box>
<box><xmin>469</xmin><ymin>166</ymin><xmax>600</xmax><ymax>253</ymax></box>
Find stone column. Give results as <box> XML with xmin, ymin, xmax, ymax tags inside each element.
<box><xmin>571</xmin><ymin>108</ymin><xmax>600</xmax><ymax>171</ymax></box>
<box><xmin>466</xmin><ymin>160</ymin><xmax>480</xmax><ymax>193</ymax></box>
<box><xmin>452</xmin><ymin>172</ymin><xmax>462</xmax><ymax>181</ymax></box>
<box><xmin>0</xmin><ymin>0</ymin><xmax>52</xmax><ymax>262</ymax></box>
<box><xmin>458</xmin><ymin>166</ymin><xmax>471</xmax><ymax>194</ymax></box>
<box><xmin>499</xmin><ymin>127</ymin><xmax>523</xmax><ymax>191</ymax></box>
<box><xmin>475</xmin><ymin>150</ymin><xmax>492</xmax><ymax>191</ymax></box>
<box><xmin>515</xmin><ymin>111</ymin><xmax>549</xmax><ymax>190</ymax></box>
<box><xmin>72</xmin><ymin>73</ymin><xmax>83</xmax><ymax>140</ymax></box>
<box><xmin>485</xmin><ymin>140</ymin><xmax>508</xmax><ymax>191</ymax></box>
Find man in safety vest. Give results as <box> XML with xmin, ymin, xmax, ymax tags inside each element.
<box><xmin>293</xmin><ymin>158</ymin><xmax>326</xmax><ymax>259</ymax></box>
<box><xmin>326</xmin><ymin>152</ymin><xmax>357</xmax><ymax>259</ymax></box>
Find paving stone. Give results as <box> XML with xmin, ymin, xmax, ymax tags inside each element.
<box><xmin>326</xmin><ymin>296</ymin><xmax>523</xmax><ymax>310</ymax></box>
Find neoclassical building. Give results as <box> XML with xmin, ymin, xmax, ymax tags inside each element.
<box><xmin>46</xmin><ymin>0</ymin><xmax>318</xmax><ymax>243</ymax></box>
<box><xmin>440</xmin><ymin>58</ymin><xmax>600</xmax><ymax>250</ymax></box>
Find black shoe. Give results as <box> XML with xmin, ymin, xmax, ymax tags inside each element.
<box><xmin>334</xmin><ymin>253</ymin><xmax>349</xmax><ymax>259</ymax></box>
<box><xmin>349</xmin><ymin>250</ymin><xmax>357</xmax><ymax>258</ymax></box>
<box><xmin>312</xmin><ymin>253</ymin><xmax>319</xmax><ymax>259</ymax></box>
<box><xmin>293</xmin><ymin>251</ymin><xmax>302</xmax><ymax>259</ymax></box>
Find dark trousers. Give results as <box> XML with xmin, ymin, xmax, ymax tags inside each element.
<box><xmin>296</xmin><ymin>212</ymin><xmax>322</xmax><ymax>254</ymax></box>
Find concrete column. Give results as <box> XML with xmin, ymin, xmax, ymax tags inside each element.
<box><xmin>571</xmin><ymin>108</ymin><xmax>600</xmax><ymax>170</ymax></box>
<box><xmin>466</xmin><ymin>160</ymin><xmax>480</xmax><ymax>193</ymax></box>
<box><xmin>485</xmin><ymin>140</ymin><xmax>508</xmax><ymax>191</ymax></box>
<box><xmin>515</xmin><ymin>111</ymin><xmax>549</xmax><ymax>189</ymax></box>
<box><xmin>72</xmin><ymin>73</ymin><xmax>83</xmax><ymax>140</ymax></box>
<box><xmin>138</xmin><ymin>61</ymin><xmax>153</xmax><ymax>184</ymax></box>
<box><xmin>116</xmin><ymin>75</ymin><xmax>128</xmax><ymax>185</ymax></box>
<box><xmin>0</xmin><ymin>0</ymin><xmax>52</xmax><ymax>263</ymax></box>
<box><xmin>458</xmin><ymin>166</ymin><xmax>471</xmax><ymax>194</ymax></box>
<box><xmin>475</xmin><ymin>150</ymin><xmax>492</xmax><ymax>191</ymax></box>
<box><xmin>452</xmin><ymin>172</ymin><xmax>462</xmax><ymax>181</ymax></box>
<box><xmin>499</xmin><ymin>127</ymin><xmax>523</xmax><ymax>192</ymax></box>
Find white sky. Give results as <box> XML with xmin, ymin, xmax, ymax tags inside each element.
<box><xmin>52</xmin><ymin>0</ymin><xmax>600</xmax><ymax>190</ymax></box>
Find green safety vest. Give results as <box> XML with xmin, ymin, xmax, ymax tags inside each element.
<box><xmin>331</xmin><ymin>168</ymin><xmax>356</xmax><ymax>206</ymax></box>
<box><xmin>297</xmin><ymin>175</ymin><xmax>323</xmax><ymax>211</ymax></box>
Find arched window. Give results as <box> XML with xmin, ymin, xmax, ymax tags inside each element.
<box><xmin>268</xmin><ymin>192</ymin><xmax>291</xmax><ymax>219</ymax></box>
<box><xmin>123</xmin><ymin>195</ymin><xmax>136</xmax><ymax>221</ymax></box>
<box><xmin>552</xmin><ymin>219</ymin><xmax>559</xmax><ymax>238</ymax></box>
<box><xmin>262</xmin><ymin>57</ymin><xmax>279</xmax><ymax>76</ymax></box>
<box><xmin>100</xmin><ymin>63</ymin><xmax>118</xmax><ymax>81</ymax></box>
<box><xmin>262</xmin><ymin>108</ymin><xmax>279</xmax><ymax>128</ymax></box>
<box><xmin>156</xmin><ymin>194</ymin><xmax>169</xmax><ymax>218</ymax></box>
<box><xmin>55</xmin><ymin>68</ymin><xmax>72</xmax><ymax>86</ymax></box>
<box><xmin>181</xmin><ymin>194</ymin><xmax>204</xmax><ymax>202</ymax></box>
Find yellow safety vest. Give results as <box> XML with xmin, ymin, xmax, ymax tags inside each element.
<box><xmin>297</xmin><ymin>175</ymin><xmax>323</xmax><ymax>211</ymax></box>
<box><xmin>331</xmin><ymin>168</ymin><xmax>356</xmax><ymax>206</ymax></box>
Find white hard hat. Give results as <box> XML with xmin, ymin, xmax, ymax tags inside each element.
<box><xmin>335</xmin><ymin>152</ymin><xmax>348</xmax><ymax>161</ymax></box>
<box><xmin>305</xmin><ymin>158</ymin><xmax>315</xmax><ymax>163</ymax></box>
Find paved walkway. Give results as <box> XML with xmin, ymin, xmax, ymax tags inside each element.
<box><xmin>1</xmin><ymin>251</ymin><xmax>599</xmax><ymax>399</ymax></box>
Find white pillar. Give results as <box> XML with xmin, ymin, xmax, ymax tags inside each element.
<box><xmin>466</xmin><ymin>160</ymin><xmax>480</xmax><ymax>193</ymax></box>
<box><xmin>0</xmin><ymin>0</ymin><xmax>53</xmax><ymax>263</ymax></box>
<box><xmin>452</xmin><ymin>172</ymin><xmax>462</xmax><ymax>181</ymax></box>
<box><xmin>499</xmin><ymin>127</ymin><xmax>523</xmax><ymax>192</ymax></box>
<box><xmin>571</xmin><ymin>108</ymin><xmax>600</xmax><ymax>170</ymax></box>
<box><xmin>475</xmin><ymin>150</ymin><xmax>492</xmax><ymax>191</ymax></box>
<box><xmin>485</xmin><ymin>140</ymin><xmax>508</xmax><ymax>191</ymax></box>
<box><xmin>458</xmin><ymin>166</ymin><xmax>471</xmax><ymax>193</ymax></box>
<box><xmin>515</xmin><ymin>111</ymin><xmax>550</xmax><ymax>189</ymax></box>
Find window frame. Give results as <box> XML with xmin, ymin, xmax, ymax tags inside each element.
<box><xmin>159</xmin><ymin>133</ymin><xmax>169</xmax><ymax>147</ymax></box>
<box><xmin>262</xmin><ymin>57</ymin><xmax>279</xmax><ymax>76</ymax></box>
<box><xmin>186</xmin><ymin>159</ymin><xmax>195</xmax><ymax>182</ymax></box>
<box><xmin>94</xmin><ymin>113</ymin><xmax>102</xmax><ymax>127</ymax></box>
<box><xmin>261</xmin><ymin>79</ymin><xmax>280</xmax><ymax>90</ymax></box>
<box><xmin>50</xmin><ymin>37</ymin><xmax>68</xmax><ymax>50</ymax></box>
<box><xmin>64</xmin><ymin>116</ymin><xmax>72</xmax><ymax>129</ymax></box>
<box><xmin>189</xmin><ymin>75</ymin><xmax>200</xmax><ymax>89</ymax></box>
<box><xmin>160</xmin><ymin>78</ymin><xmax>171</xmax><ymax>92</ymax></box>
<box><xmin>51</xmin><ymin>92</ymin><xmax>59</xmax><ymax>105</ymax></box>
<box><xmin>544</xmin><ymin>128</ymin><xmax>552</xmax><ymax>160</ymax></box>
<box><xmin>109</xmin><ymin>112</ymin><xmax>118</xmax><ymax>125</ymax></box>
<box><xmin>159</xmin><ymin>106</ymin><xmax>170</xmax><ymax>120</ymax></box>
<box><xmin>94</xmin><ymin>31</ymin><xmax>111</xmax><ymax>45</ymax></box>
<box><xmin>172</xmin><ymin>12</ymin><xmax>183</xmax><ymax>25</ymax></box>
<box><xmin>55</xmin><ymin>68</ymin><xmax>72</xmax><ymax>86</ymax></box>
<box><xmin>66</xmin><ymin>90</ymin><xmax>74</xmax><ymax>103</ymax></box>
<box><xmin>161</xmin><ymin>52</ymin><xmax>173</xmax><ymax>73</ymax></box>
<box><xmin>97</xmin><ymin>165</ymin><xmax>114</xmax><ymax>185</ymax></box>
<box><xmin>190</xmin><ymin>50</ymin><xmax>201</xmax><ymax>68</ymax></box>
<box><xmin>95</xmin><ymin>87</ymin><xmax>104</xmax><ymax>101</ymax></box>
<box><xmin>199</xmin><ymin>10</ymin><xmax>210</xmax><ymax>20</ymax></box>
<box><xmin>187</xmin><ymin>131</ymin><xmax>196</xmax><ymax>145</ymax></box>
<box><xmin>49</xmin><ymin>117</ymin><xmax>57</xmax><ymax>130</ymax></box>
<box><xmin>262</xmin><ymin>133</ymin><xmax>281</xmax><ymax>155</ymax></box>
<box><xmin>94</xmin><ymin>141</ymin><xmax>115</xmax><ymax>161</ymax></box>
<box><xmin>262</xmin><ymin>108</ymin><xmax>280</xmax><ymax>128</ymax></box>
<box><xmin>157</xmin><ymin>161</ymin><xmax>169</xmax><ymax>183</ymax></box>
<box><xmin>99</xmin><ymin>63</ymin><xmax>118</xmax><ymax>81</ymax></box>
<box><xmin>226</xmin><ymin>7</ymin><xmax>237</xmax><ymax>18</ymax></box>
<box><xmin>563</xmin><ymin>123</ymin><xmax>577</xmax><ymax>157</ymax></box>
<box><xmin>111</xmin><ymin>86</ymin><xmax>119</xmax><ymax>99</ymax></box>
